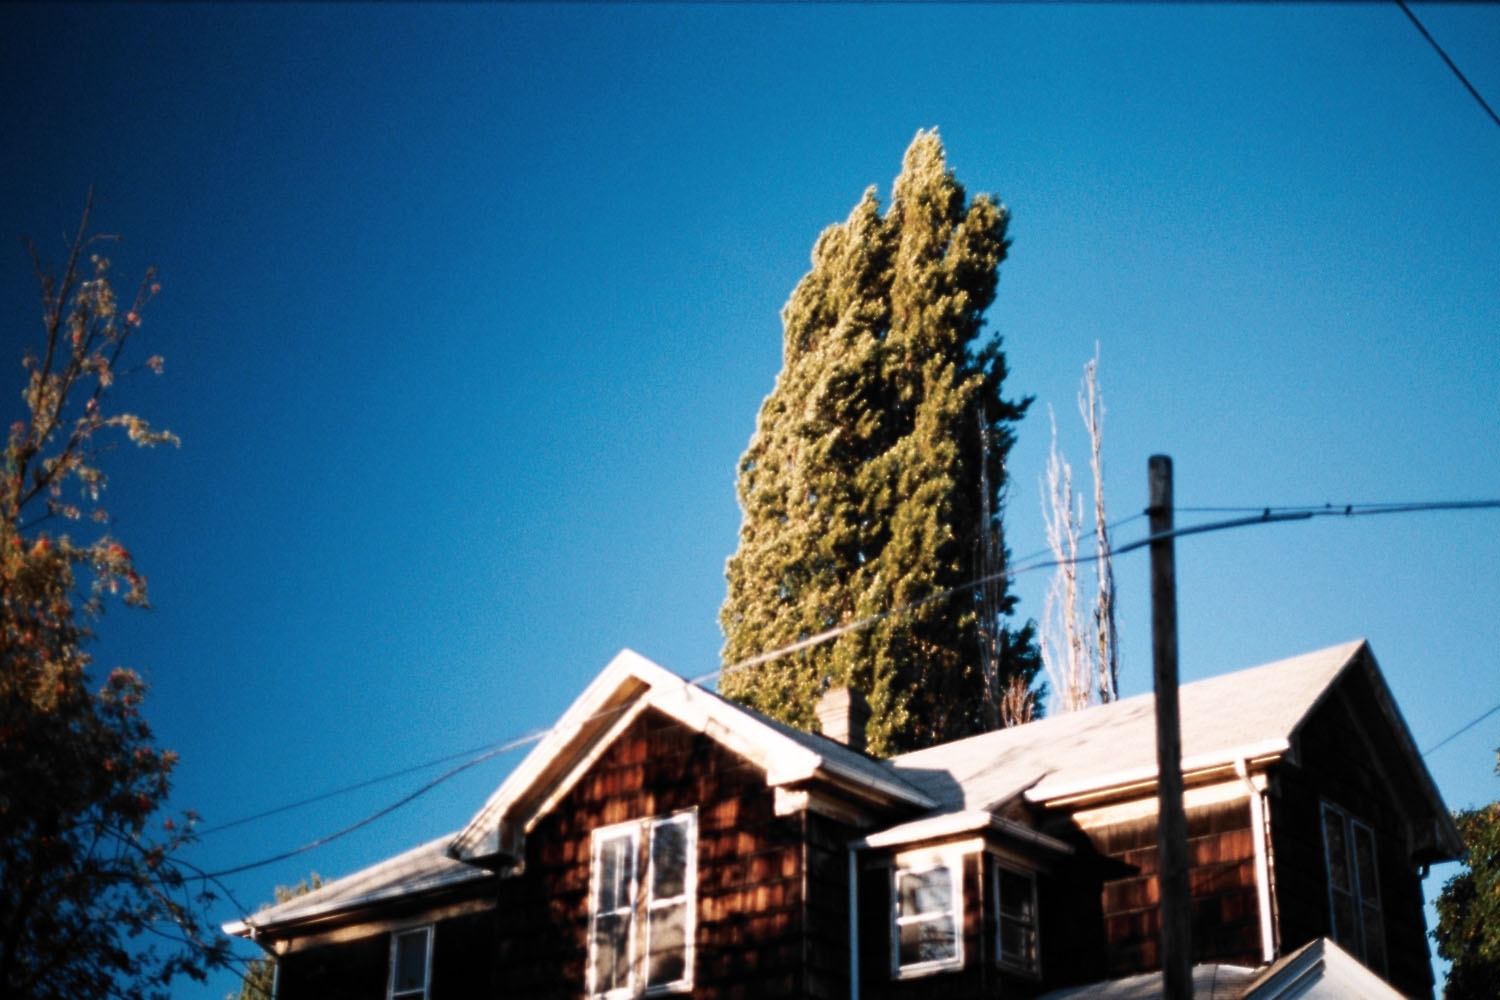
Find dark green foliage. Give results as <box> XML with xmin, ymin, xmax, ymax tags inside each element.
<box><xmin>719</xmin><ymin>131</ymin><xmax>1036</xmax><ymax>755</ymax></box>
<box><xmin>1434</xmin><ymin>750</ymin><xmax>1500</xmax><ymax>1000</ymax></box>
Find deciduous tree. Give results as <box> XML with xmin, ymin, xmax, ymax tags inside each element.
<box><xmin>720</xmin><ymin>131</ymin><xmax>1037</xmax><ymax>754</ymax></box>
<box><xmin>1434</xmin><ymin>750</ymin><xmax>1500</xmax><ymax>1000</ymax></box>
<box><xmin>1039</xmin><ymin>348</ymin><xmax>1118</xmax><ymax>711</ymax></box>
<box><xmin>0</xmin><ymin>204</ymin><xmax>226</xmax><ymax>1000</ymax></box>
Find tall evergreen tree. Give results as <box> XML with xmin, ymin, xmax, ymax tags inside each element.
<box><xmin>719</xmin><ymin>131</ymin><xmax>1036</xmax><ymax>755</ymax></box>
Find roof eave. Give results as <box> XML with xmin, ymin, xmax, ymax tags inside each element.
<box><xmin>1028</xmin><ymin>738</ymin><xmax>1291</xmax><ymax>808</ymax></box>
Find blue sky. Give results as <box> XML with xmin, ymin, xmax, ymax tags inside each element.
<box><xmin>2</xmin><ymin>4</ymin><xmax>1497</xmax><ymax>996</ymax></box>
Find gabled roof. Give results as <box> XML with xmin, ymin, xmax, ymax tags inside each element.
<box><xmin>450</xmin><ymin>649</ymin><xmax>933</xmax><ymax>863</ymax></box>
<box><xmin>228</xmin><ymin>640</ymin><xmax>1459</xmax><ymax>939</ymax></box>
<box><xmin>224</xmin><ymin>832</ymin><xmax>489</xmax><ymax>938</ymax></box>
<box><xmin>1240</xmin><ymin>936</ymin><xmax>1408</xmax><ymax>999</ymax></box>
<box><xmin>889</xmin><ymin>639</ymin><xmax>1460</xmax><ymax>860</ymax></box>
<box><xmin>889</xmin><ymin>641</ymin><xmax>1366</xmax><ymax>811</ymax></box>
<box><xmin>1037</xmin><ymin>938</ymin><xmax>1408</xmax><ymax>999</ymax></box>
<box><xmin>1039</xmin><ymin>962</ymin><xmax>1258</xmax><ymax>1000</ymax></box>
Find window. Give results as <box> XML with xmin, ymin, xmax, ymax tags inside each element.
<box><xmin>992</xmin><ymin>864</ymin><xmax>1039</xmax><ymax>975</ymax></box>
<box><xmin>388</xmin><ymin>926</ymin><xmax>432</xmax><ymax>1000</ymax></box>
<box><xmin>892</xmin><ymin>859</ymin><xmax>963</xmax><ymax>977</ymax></box>
<box><xmin>1321</xmin><ymin>802</ymin><xmax>1385</xmax><ymax>973</ymax></box>
<box><xmin>588</xmin><ymin>810</ymin><xmax>696</xmax><ymax>998</ymax></box>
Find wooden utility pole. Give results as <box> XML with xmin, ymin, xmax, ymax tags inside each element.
<box><xmin>1149</xmin><ymin>455</ymin><xmax>1192</xmax><ymax>1000</ymax></box>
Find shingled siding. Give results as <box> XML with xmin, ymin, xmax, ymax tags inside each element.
<box><xmin>494</xmin><ymin>706</ymin><xmax>824</xmax><ymax>998</ymax></box>
<box><xmin>274</xmin><ymin>907</ymin><xmax>498</xmax><ymax>1000</ymax></box>
<box><xmin>1270</xmin><ymin>679</ymin><xmax>1436</xmax><ymax>1000</ymax></box>
<box><xmin>1084</xmin><ymin>796</ymin><xmax>1262</xmax><ymax>977</ymax></box>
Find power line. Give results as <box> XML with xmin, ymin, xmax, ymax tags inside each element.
<box><xmin>1423</xmin><ymin>701</ymin><xmax>1500</xmax><ymax>757</ymax></box>
<box><xmin>208</xmin><ymin>496</ymin><xmax>1499</xmax><ymax>880</ymax></box>
<box><xmin>198</xmin><ymin>737</ymin><xmax>531</xmax><ymax>837</ymax></box>
<box><xmin>201</xmin><ymin>509</ymin><xmax>1163</xmax><ymax>840</ymax></box>
<box><xmin>1396</xmin><ymin>0</ymin><xmax>1500</xmax><ymax>132</ymax></box>
<box><xmin>205</xmin><ymin>731</ymin><xmax>547</xmax><ymax>879</ymax></box>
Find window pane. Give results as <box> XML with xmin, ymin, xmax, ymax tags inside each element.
<box><xmin>1362</xmin><ymin>902</ymin><xmax>1387</xmax><ymax>972</ymax></box>
<box><xmin>899</xmin><ymin>914</ymin><xmax>958</xmax><ymax>965</ymax></box>
<box><xmin>1323</xmin><ymin>809</ymin><xmax>1351</xmax><ymax>892</ymax></box>
<box><xmin>597</xmin><ymin>834</ymin><xmax>634</xmax><ymax>912</ymax></box>
<box><xmin>1353</xmin><ymin>824</ymin><xmax>1379</xmax><ymax>905</ymax></box>
<box><xmin>393</xmin><ymin>930</ymin><xmax>427</xmax><ymax>992</ymax></box>
<box><xmin>899</xmin><ymin>868</ymin><xmax>953</xmax><ymax>918</ymax></box>
<box><xmin>1000</xmin><ymin>916</ymin><xmax>1037</xmax><ymax>968</ymax></box>
<box><xmin>998</xmin><ymin>869</ymin><xmax>1034</xmax><ymax>921</ymax></box>
<box><xmin>1329</xmin><ymin>888</ymin><xmax>1357</xmax><ymax>949</ymax></box>
<box><xmin>647</xmin><ymin>902</ymin><xmax>687</xmax><ymax>985</ymax></box>
<box><xmin>652</xmin><ymin>820</ymin><xmax>688</xmax><ymax>900</ymax></box>
<box><xmin>593</xmin><ymin>912</ymin><xmax>631</xmax><ymax>992</ymax></box>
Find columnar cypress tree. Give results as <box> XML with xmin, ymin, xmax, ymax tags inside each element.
<box><xmin>720</xmin><ymin>131</ymin><xmax>1036</xmax><ymax>755</ymax></box>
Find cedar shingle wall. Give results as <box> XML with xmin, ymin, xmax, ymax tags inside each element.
<box><xmin>1087</xmin><ymin>798</ymin><xmax>1261</xmax><ymax>976</ymax></box>
<box><xmin>495</xmin><ymin>706</ymin><xmax>814</xmax><ymax>998</ymax></box>
<box><xmin>1271</xmin><ymin>676</ymin><xmax>1436</xmax><ymax>1000</ymax></box>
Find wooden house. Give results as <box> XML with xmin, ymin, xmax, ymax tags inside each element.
<box><xmin>226</xmin><ymin>640</ymin><xmax>1461</xmax><ymax>999</ymax></box>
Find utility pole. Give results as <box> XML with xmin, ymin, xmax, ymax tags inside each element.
<box><xmin>1149</xmin><ymin>455</ymin><xmax>1192</xmax><ymax>1000</ymax></box>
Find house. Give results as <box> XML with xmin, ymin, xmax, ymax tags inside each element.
<box><xmin>226</xmin><ymin>640</ymin><xmax>1462</xmax><ymax>999</ymax></box>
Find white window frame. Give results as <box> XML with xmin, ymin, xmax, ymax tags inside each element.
<box><xmin>643</xmin><ymin>811</ymin><xmax>696</xmax><ymax>995</ymax></box>
<box><xmin>891</xmin><ymin>852</ymin><xmax>964</xmax><ymax>978</ymax></box>
<box><xmin>387</xmin><ymin>925</ymin><xmax>433</xmax><ymax>1000</ymax></box>
<box><xmin>587</xmin><ymin>809</ymin><xmax>697</xmax><ymax>999</ymax></box>
<box><xmin>1320</xmin><ymin>801</ymin><xmax>1385</xmax><ymax>973</ymax></box>
<box><xmin>589</xmin><ymin>823</ymin><xmax>641</xmax><ymax>1000</ymax></box>
<box><xmin>990</xmin><ymin>861</ymin><xmax>1040</xmax><ymax>976</ymax></box>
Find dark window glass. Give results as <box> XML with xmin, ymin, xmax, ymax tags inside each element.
<box><xmin>651</xmin><ymin>820</ymin><xmax>688</xmax><ymax>900</ymax></box>
<box><xmin>596</xmin><ymin>833</ymin><xmax>634</xmax><ymax>913</ymax></box>
<box><xmin>592</xmin><ymin>912</ymin><xmax>630</xmax><ymax>992</ymax></box>
<box><xmin>997</xmin><ymin>868</ymin><xmax>1038</xmax><ymax>971</ymax></box>
<box><xmin>391</xmin><ymin>928</ymin><xmax>429</xmax><ymax>999</ymax></box>
<box><xmin>1321</xmin><ymin>803</ymin><xmax>1384</xmax><ymax>972</ymax></box>
<box><xmin>899</xmin><ymin>913</ymin><xmax>959</xmax><ymax>965</ymax></box>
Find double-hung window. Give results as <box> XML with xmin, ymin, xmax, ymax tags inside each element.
<box><xmin>892</xmin><ymin>857</ymin><xmax>963</xmax><ymax>977</ymax></box>
<box><xmin>588</xmin><ymin>810</ymin><xmax>696</xmax><ymax>998</ymax></box>
<box><xmin>992</xmin><ymin>864</ymin><xmax>1039</xmax><ymax>975</ymax></box>
<box><xmin>1321</xmin><ymin>801</ymin><xmax>1385</xmax><ymax>973</ymax></box>
<box><xmin>388</xmin><ymin>926</ymin><xmax>432</xmax><ymax>1000</ymax></box>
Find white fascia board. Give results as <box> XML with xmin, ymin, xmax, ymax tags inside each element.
<box><xmin>452</xmin><ymin>649</ymin><xmax>666</xmax><ymax>860</ymax></box>
<box><xmin>599</xmin><ymin>673</ymin><xmax>932</xmax><ymax>807</ymax></box>
<box><xmin>1028</xmin><ymin>738</ymin><xmax>1290</xmax><ymax>807</ymax></box>
<box><xmin>1349</xmin><ymin>647</ymin><xmax>1464</xmax><ymax>857</ymax></box>
<box><xmin>855</xmin><ymin>809</ymin><xmax>994</xmax><ymax>849</ymax></box>
<box><xmin>453</xmin><ymin>650</ymin><xmax>929</xmax><ymax>862</ymax></box>
<box><xmin>646</xmin><ymin>680</ymin><xmax>824</xmax><ymax>785</ymax></box>
<box><xmin>854</xmin><ymin>810</ymin><xmax>1073</xmax><ymax>856</ymax></box>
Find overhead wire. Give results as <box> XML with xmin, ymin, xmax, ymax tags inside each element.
<box><xmin>1395</xmin><ymin>0</ymin><xmax>1500</xmax><ymax>131</ymax></box>
<box><xmin>198</xmin><ymin>737</ymin><xmax>533</xmax><ymax>837</ymax></box>
<box><xmin>1422</xmin><ymin>701</ymin><xmax>1500</xmax><ymax>758</ymax></box>
<box><xmin>206</xmin><ymin>730</ymin><xmax>549</xmax><ymax>878</ymax></box>
<box><xmin>205</xmin><ymin>507</ymin><xmax>1159</xmax><ymax>839</ymax></box>
<box><xmin>206</xmin><ymin>496</ymin><xmax>1499</xmax><ymax>880</ymax></box>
